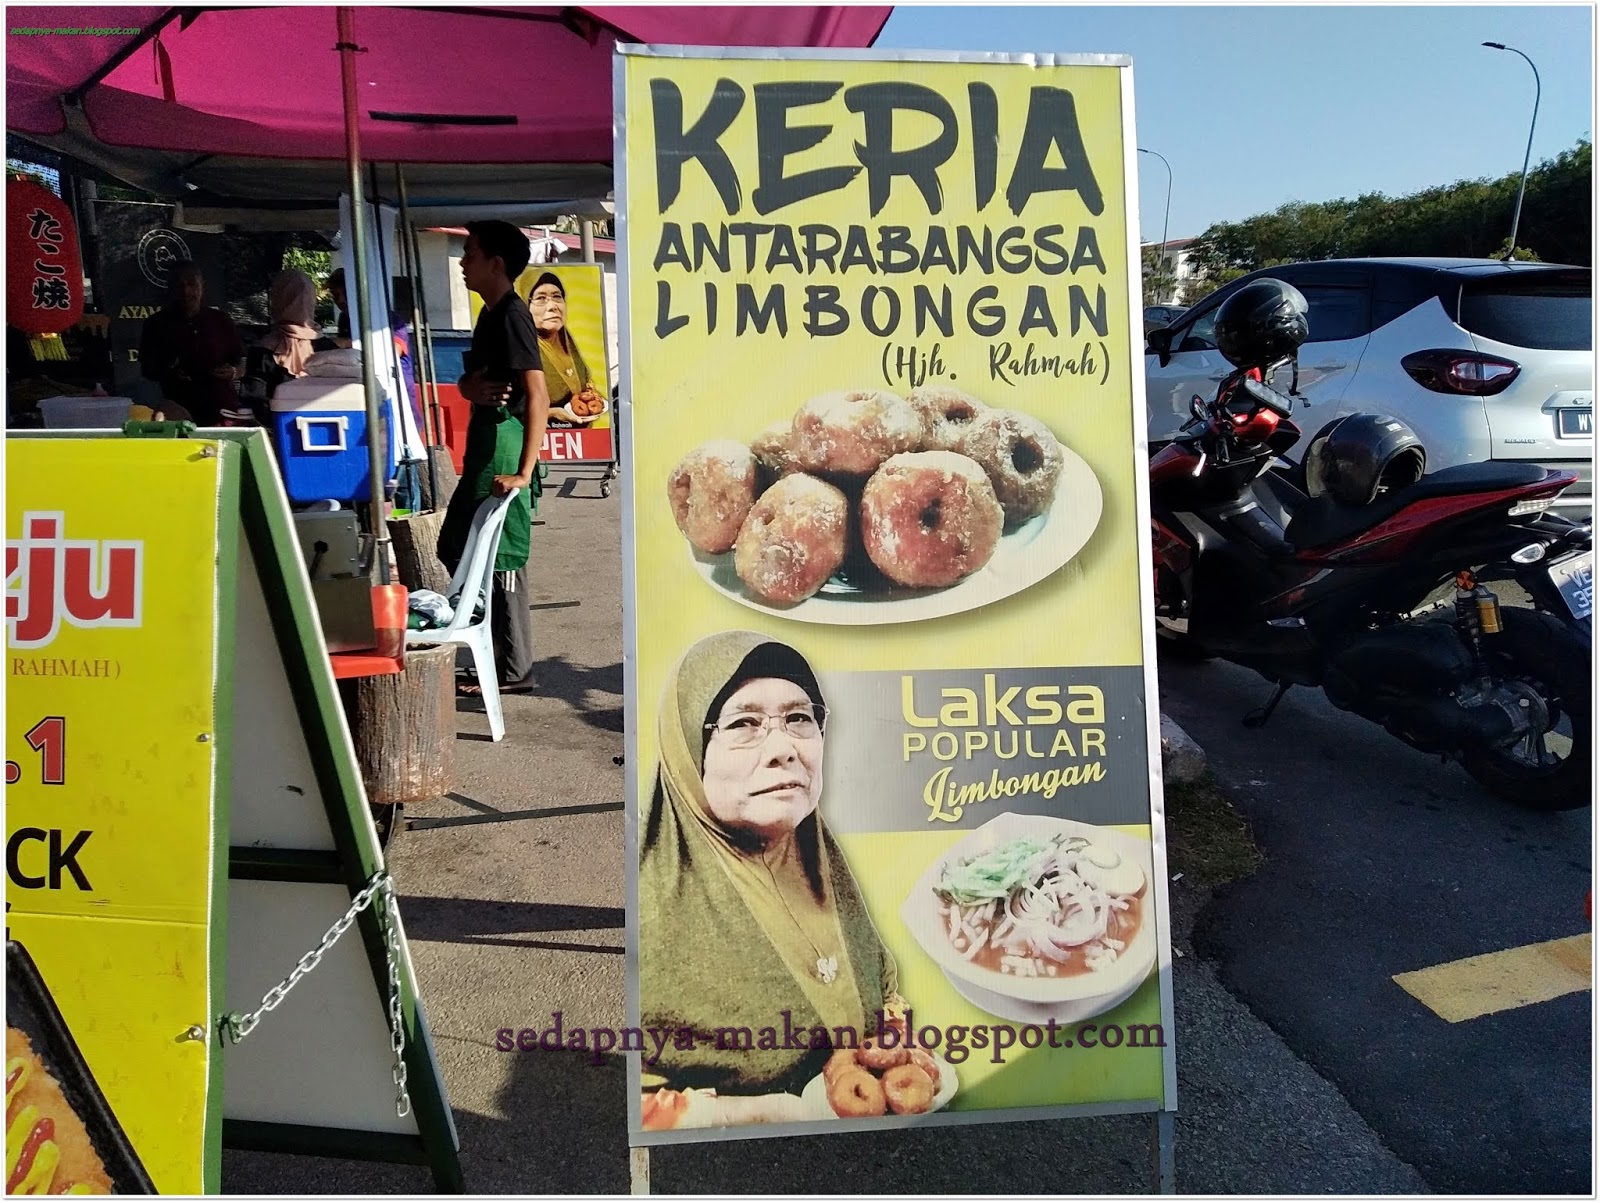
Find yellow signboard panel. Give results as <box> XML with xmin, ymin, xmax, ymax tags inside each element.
<box><xmin>7</xmin><ymin>438</ymin><xmax>225</xmax><ymax>1193</ymax></box>
<box><xmin>619</xmin><ymin>49</ymin><xmax>1176</xmax><ymax>1145</ymax></box>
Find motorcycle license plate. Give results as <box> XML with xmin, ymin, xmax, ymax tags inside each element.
<box><xmin>1548</xmin><ymin>550</ymin><xmax>1593</xmax><ymax>621</ymax></box>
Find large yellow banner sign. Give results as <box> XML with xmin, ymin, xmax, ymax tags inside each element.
<box><xmin>621</xmin><ymin>49</ymin><xmax>1175</xmax><ymax>1144</ymax></box>
<box><xmin>6</xmin><ymin>439</ymin><xmax>224</xmax><ymax>1192</ymax></box>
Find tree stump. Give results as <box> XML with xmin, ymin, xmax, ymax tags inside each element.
<box><xmin>417</xmin><ymin>445</ymin><xmax>459</xmax><ymax>513</ymax></box>
<box><xmin>339</xmin><ymin>642</ymin><xmax>456</xmax><ymax>805</ymax></box>
<box><xmin>389</xmin><ymin>510</ymin><xmax>452</xmax><ymax>596</ymax></box>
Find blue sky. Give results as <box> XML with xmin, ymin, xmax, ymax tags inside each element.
<box><xmin>876</xmin><ymin>4</ymin><xmax>1594</xmax><ymax>242</ymax></box>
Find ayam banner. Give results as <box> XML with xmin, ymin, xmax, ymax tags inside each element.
<box><xmin>618</xmin><ymin>48</ymin><xmax>1175</xmax><ymax>1144</ymax></box>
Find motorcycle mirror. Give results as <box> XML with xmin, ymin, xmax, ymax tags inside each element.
<box><xmin>1190</xmin><ymin>394</ymin><xmax>1208</xmax><ymax>423</ymax></box>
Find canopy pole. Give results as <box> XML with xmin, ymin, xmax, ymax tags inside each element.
<box><xmin>337</xmin><ymin>6</ymin><xmax>390</xmax><ymax>584</ymax></box>
<box><xmin>580</xmin><ymin>218</ymin><xmax>595</xmax><ymax>264</ymax></box>
<box><xmin>393</xmin><ymin>165</ymin><xmax>440</xmax><ymax>508</ymax></box>
<box><xmin>368</xmin><ymin>162</ymin><xmax>419</xmax><ymax>496</ymax></box>
<box><xmin>398</xmin><ymin>167</ymin><xmax>446</xmax><ymax>485</ymax></box>
<box><xmin>389</xmin><ymin>165</ymin><xmax>423</xmax><ymax>442</ymax></box>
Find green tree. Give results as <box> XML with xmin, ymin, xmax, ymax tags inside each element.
<box><xmin>1182</xmin><ymin>138</ymin><xmax>1591</xmax><ymax>297</ymax></box>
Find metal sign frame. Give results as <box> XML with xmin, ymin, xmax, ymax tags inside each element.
<box><xmin>615</xmin><ymin>42</ymin><xmax>1176</xmax><ymax>1180</ymax></box>
<box><xmin>9</xmin><ymin>428</ymin><xmax>463</xmax><ymax>1192</ymax></box>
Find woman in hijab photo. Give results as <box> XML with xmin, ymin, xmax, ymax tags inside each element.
<box><xmin>638</xmin><ymin>630</ymin><xmax>910</xmax><ymax>1130</ymax></box>
<box><xmin>528</xmin><ymin>272</ymin><xmax>606</xmax><ymax>425</ymax></box>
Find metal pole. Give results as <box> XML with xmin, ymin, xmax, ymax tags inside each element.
<box><xmin>1152</xmin><ymin>1110</ymin><xmax>1175</xmax><ymax>1194</ymax></box>
<box><xmin>1139</xmin><ymin>147</ymin><xmax>1173</xmax><ymax>292</ymax></box>
<box><xmin>368</xmin><ymin>161</ymin><xmax>418</xmax><ymax>504</ymax></box>
<box><xmin>629</xmin><ymin>1146</ymin><xmax>650</xmax><ymax>1195</ymax></box>
<box><xmin>337</xmin><ymin>5</ymin><xmax>390</xmax><ymax>583</ymax></box>
<box><xmin>580</xmin><ymin>218</ymin><xmax>595</xmax><ymax>264</ymax></box>
<box><xmin>393</xmin><ymin>165</ymin><xmax>440</xmax><ymax>508</ymax></box>
<box><xmin>396</xmin><ymin>168</ymin><xmax>437</xmax><ymax>435</ymax></box>
<box><xmin>390</xmin><ymin>165</ymin><xmax>422</xmax><ymax>438</ymax></box>
<box><xmin>411</xmin><ymin>222</ymin><xmax>443</xmax><ymax>451</ymax></box>
<box><xmin>1483</xmin><ymin>42</ymin><xmax>1541</xmax><ymax>261</ymax></box>
<box><xmin>397</xmin><ymin>167</ymin><xmax>446</xmax><ymax>475</ymax></box>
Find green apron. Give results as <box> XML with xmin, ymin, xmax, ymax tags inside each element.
<box><xmin>438</xmin><ymin>407</ymin><xmax>538</xmax><ymax>573</ymax></box>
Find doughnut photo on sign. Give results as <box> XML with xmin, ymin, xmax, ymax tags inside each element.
<box><xmin>666</xmin><ymin>386</ymin><xmax>1103</xmax><ymax>626</ymax></box>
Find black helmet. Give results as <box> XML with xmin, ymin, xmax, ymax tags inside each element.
<box><xmin>1303</xmin><ymin>414</ymin><xmax>1426</xmax><ymax>507</ymax></box>
<box><xmin>1214</xmin><ymin>278</ymin><xmax>1309</xmax><ymax>368</ymax></box>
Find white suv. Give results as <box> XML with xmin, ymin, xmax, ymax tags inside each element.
<box><xmin>1145</xmin><ymin>258</ymin><xmax>1593</xmax><ymax>514</ymax></box>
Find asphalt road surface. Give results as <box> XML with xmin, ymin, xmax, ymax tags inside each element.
<box><xmin>222</xmin><ymin>471</ymin><xmax>1432</xmax><ymax>1196</ymax></box>
<box><xmin>1161</xmin><ymin>652</ymin><xmax>1593</xmax><ymax>1195</ymax></box>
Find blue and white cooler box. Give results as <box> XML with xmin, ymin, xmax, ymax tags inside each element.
<box><xmin>270</xmin><ymin>378</ymin><xmax>398</xmax><ymax>504</ymax></box>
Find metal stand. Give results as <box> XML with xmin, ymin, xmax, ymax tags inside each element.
<box><xmin>629</xmin><ymin>1146</ymin><xmax>650</xmax><ymax>1195</ymax></box>
<box><xmin>1243</xmin><ymin>680</ymin><xmax>1291</xmax><ymax>728</ymax></box>
<box><xmin>1152</xmin><ymin>1110</ymin><xmax>1175</xmax><ymax>1194</ymax></box>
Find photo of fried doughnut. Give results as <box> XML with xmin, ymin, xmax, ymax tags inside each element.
<box><xmin>811</xmin><ymin>1018</ymin><xmax>956</xmax><ymax>1119</ymax></box>
<box><xmin>6</xmin><ymin>1028</ymin><xmax>112</xmax><ymax>1195</ymax></box>
<box><xmin>668</xmin><ymin>384</ymin><xmax>1081</xmax><ymax>609</ymax></box>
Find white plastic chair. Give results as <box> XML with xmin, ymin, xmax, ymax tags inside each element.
<box><xmin>407</xmin><ymin>489</ymin><xmax>519</xmax><ymax>742</ymax></box>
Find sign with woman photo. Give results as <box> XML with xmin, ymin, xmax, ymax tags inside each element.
<box><xmin>470</xmin><ymin>261</ymin><xmax>614</xmax><ymax>465</ymax></box>
<box><xmin>618</xmin><ymin>48</ymin><xmax>1175</xmax><ymax>1144</ymax></box>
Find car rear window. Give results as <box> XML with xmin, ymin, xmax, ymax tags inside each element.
<box><xmin>1457</xmin><ymin>277</ymin><xmax>1592</xmax><ymax>351</ymax></box>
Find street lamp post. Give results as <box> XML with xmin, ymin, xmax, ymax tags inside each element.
<box><xmin>1138</xmin><ymin>147</ymin><xmax>1173</xmax><ymax>297</ymax></box>
<box><xmin>1482</xmin><ymin>41</ymin><xmax>1541</xmax><ymax>261</ymax></box>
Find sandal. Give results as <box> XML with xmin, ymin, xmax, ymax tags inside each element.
<box><xmin>499</xmin><ymin>671</ymin><xmax>537</xmax><ymax>700</ymax></box>
<box><xmin>457</xmin><ymin>674</ymin><xmax>537</xmax><ymax>698</ymax></box>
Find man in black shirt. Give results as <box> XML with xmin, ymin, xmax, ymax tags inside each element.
<box><xmin>437</xmin><ymin>220</ymin><xmax>550</xmax><ymax>699</ymax></box>
<box><xmin>138</xmin><ymin>262</ymin><xmax>245</xmax><ymax>424</ymax></box>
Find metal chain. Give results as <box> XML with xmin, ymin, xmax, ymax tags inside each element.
<box><xmin>383</xmin><ymin>881</ymin><xmax>412</xmax><ymax>1119</ymax></box>
<box><xmin>220</xmin><ymin>871</ymin><xmax>411</xmax><ymax>1118</ymax></box>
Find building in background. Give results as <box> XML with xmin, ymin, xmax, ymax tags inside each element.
<box><xmin>1143</xmin><ymin>236</ymin><xmax>1200</xmax><ymax>306</ymax></box>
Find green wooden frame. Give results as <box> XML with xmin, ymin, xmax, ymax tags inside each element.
<box><xmin>207</xmin><ymin>439</ymin><xmax>242</xmax><ymax>1193</ymax></box>
<box><xmin>11</xmin><ymin>428</ymin><xmax>463</xmax><ymax>1193</ymax></box>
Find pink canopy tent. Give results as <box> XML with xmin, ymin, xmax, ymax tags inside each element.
<box><xmin>7</xmin><ymin>4</ymin><xmax>891</xmax><ymax>579</ymax></box>
<box><xmin>8</xmin><ymin>6</ymin><xmax>890</xmax><ymax>166</ymax></box>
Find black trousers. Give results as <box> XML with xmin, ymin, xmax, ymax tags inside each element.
<box><xmin>486</xmin><ymin>566</ymin><xmax>536</xmax><ymax>687</ymax></box>
<box><xmin>438</xmin><ymin>558</ymin><xmax>535</xmax><ymax>688</ymax></box>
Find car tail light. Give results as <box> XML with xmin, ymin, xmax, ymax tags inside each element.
<box><xmin>1402</xmin><ymin>349</ymin><xmax>1521</xmax><ymax>395</ymax></box>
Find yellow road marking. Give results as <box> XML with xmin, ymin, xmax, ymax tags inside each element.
<box><xmin>1394</xmin><ymin>934</ymin><xmax>1592</xmax><ymax>1023</ymax></box>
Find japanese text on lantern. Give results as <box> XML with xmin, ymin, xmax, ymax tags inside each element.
<box><xmin>28</xmin><ymin>207</ymin><xmax>70</xmax><ymax>311</ymax></box>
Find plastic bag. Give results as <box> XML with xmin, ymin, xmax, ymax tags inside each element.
<box><xmin>407</xmin><ymin>588</ymin><xmax>455</xmax><ymax>629</ymax></box>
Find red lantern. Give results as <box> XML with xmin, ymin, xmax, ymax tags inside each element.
<box><xmin>7</xmin><ymin>179</ymin><xmax>84</xmax><ymax>335</ymax></box>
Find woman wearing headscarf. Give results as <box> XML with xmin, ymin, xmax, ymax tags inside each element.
<box><xmin>639</xmin><ymin>630</ymin><xmax>907</xmax><ymax>1130</ymax></box>
<box><xmin>527</xmin><ymin>272</ymin><xmax>606</xmax><ymax>424</ymax></box>
<box><xmin>237</xmin><ymin>269</ymin><xmax>328</xmax><ymax>423</ymax></box>
<box><xmin>262</xmin><ymin>269</ymin><xmax>322</xmax><ymax>376</ymax></box>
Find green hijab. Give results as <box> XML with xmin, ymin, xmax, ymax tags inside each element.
<box><xmin>638</xmin><ymin>631</ymin><xmax>899</xmax><ymax>1096</ymax></box>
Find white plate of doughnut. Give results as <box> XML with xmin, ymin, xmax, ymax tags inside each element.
<box><xmin>552</xmin><ymin>390</ymin><xmax>608</xmax><ymax>426</ymax></box>
<box><xmin>666</xmin><ymin>385</ymin><xmax>1103</xmax><ymax>626</ymax></box>
<box><xmin>800</xmin><ymin>1039</ymin><xmax>958</xmax><ymax>1121</ymax></box>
